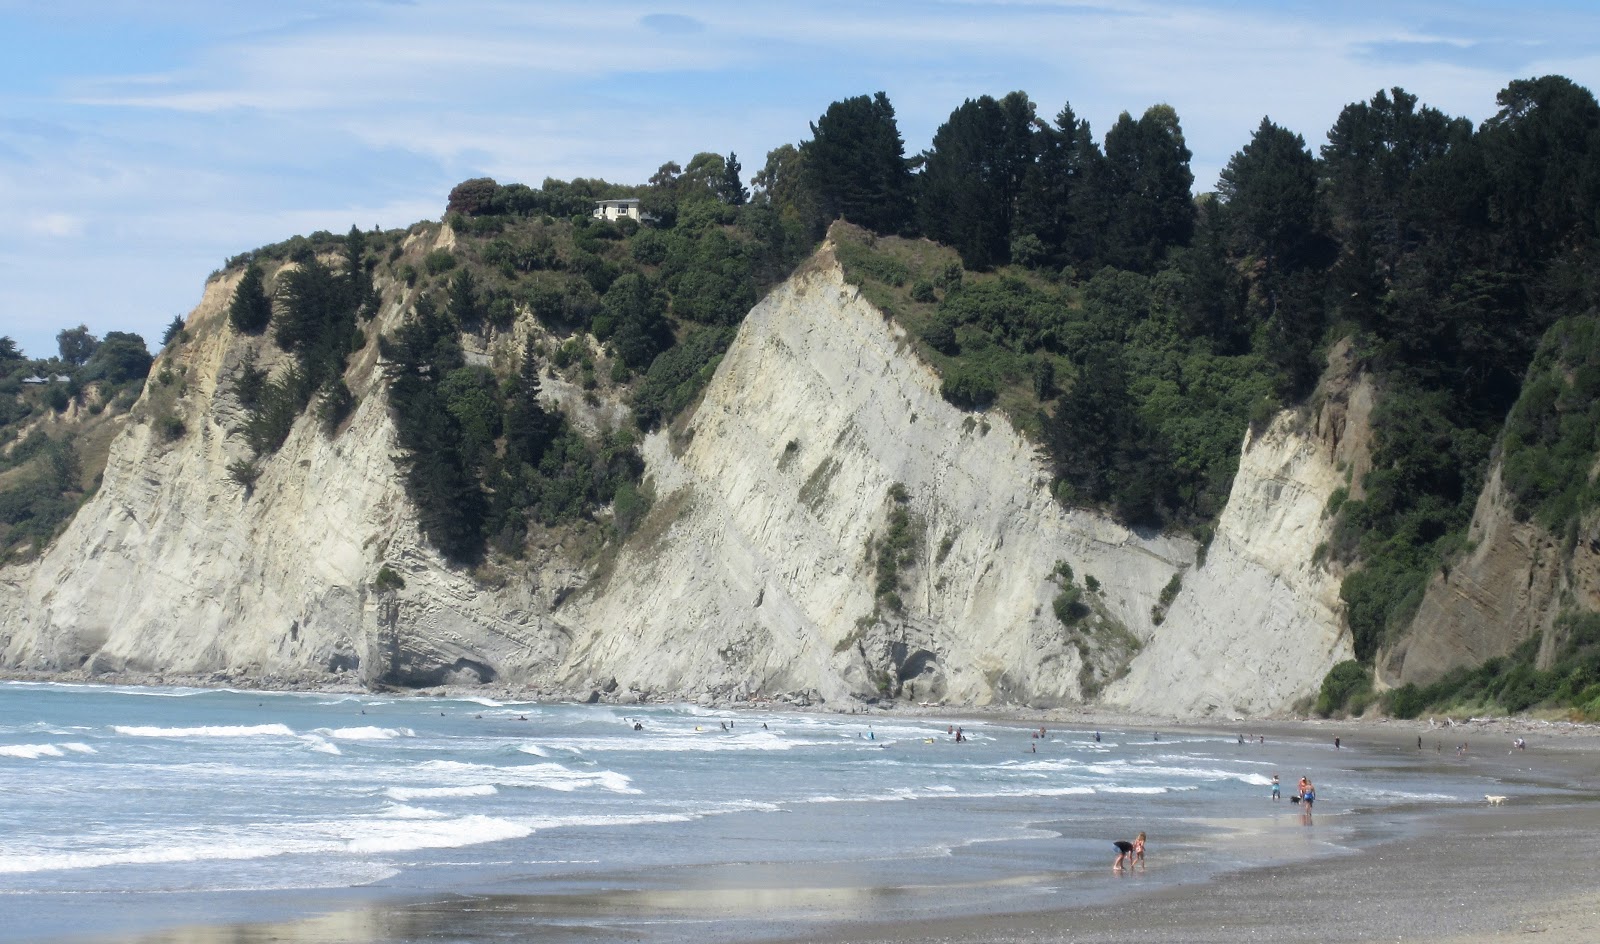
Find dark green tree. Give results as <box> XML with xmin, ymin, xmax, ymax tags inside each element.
<box><xmin>1100</xmin><ymin>104</ymin><xmax>1196</xmax><ymax>271</ymax></box>
<box><xmin>162</xmin><ymin>316</ymin><xmax>188</xmax><ymax>346</ymax></box>
<box><xmin>228</xmin><ymin>264</ymin><xmax>273</xmax><ymax>335</ymax></box>
<box><xmin>601</xmin><ymin>273</ymin><xmax>673</xmax><ymax>368</ymax></box>
<box><xmin>918</xmin><ymin>92</ymin><xmax>1037</xmax><ymax>269</ymax></box>
<box><xmin>717</xmin><ymin>151</ymin><xmax>749</xmax><ymax>205</ymax></box>
<box><xmin>446</xmin><ymin>177</ymin><xmax>500</xmax><ymax>217</ymax></box>
<box><xmin>1015</xmin><ymin>102</ymin><xmax>1106</xmax><ymax>270</ymax></box>
<box><xmin>447</xmin><ymin>268</ymin><xmax>481</xmax><ymax>327</ymax></box>
<box><xmin>1217</xmin><ymin>117</ymin><xmax>1318</xmax><ymax>273</ymax></box>
<box><xmin>800</xmin><ymin>92</ymin><xmax>913</xmax><ymax>234</ymax></box>
<box><xmin>56</xmin><ymin>325</ymin><xmax>98</xmax><ymax>367</ymax></box>
<box><xmin>80</xmin><ymin>332</ymin><xmax>152</xmax><ymax>386</ymax></box>
<box><xmin>505</xmin><ymin>334</ymin><xmax>559</xmax><ymax>467</ymax></box>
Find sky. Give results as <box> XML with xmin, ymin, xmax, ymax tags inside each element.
<box><xmin>2</xmin><ymin>1</ymin><xmax>1598</xmax><ymax>361</ymax></box>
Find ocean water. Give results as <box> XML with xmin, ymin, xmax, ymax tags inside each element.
<box><xmin>0</xmin><ymin>681</ymin><xmax>1525</xmax><ymax>943</ymax></box>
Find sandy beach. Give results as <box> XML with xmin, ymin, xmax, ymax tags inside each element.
<box><xmin>758</xmin><ymin>716</ymin><xmax>1600</xmax><ymax>944</ymax></box>
<box><xmin>63</xmin><ymin>710</ymin><xmax>1600</xmax><ymax>944</ymax></box>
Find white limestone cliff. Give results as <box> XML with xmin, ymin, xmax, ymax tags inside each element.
<box><xmin>1102</xmin><ymin>348</ymin><xmax>1371</xmax><ymax>715</ymax></box>
<box><xmin>0</xmin><ymin>238</ymin><xmax>1366</xmax><ymax>715</ymax></box>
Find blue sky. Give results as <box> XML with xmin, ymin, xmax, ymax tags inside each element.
<box><xmin>2</xmin><ymin>1</ymin><xmax>1597</xmax><ymax>360</ymax></box>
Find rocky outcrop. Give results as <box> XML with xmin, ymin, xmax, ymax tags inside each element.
<box><xmin>0</xmin><ymin>236</ymin><xmax>1375</xmax><ymax>715</ymax></box>
<box><xmin>1101</xmin><ymin>344</ymin><xmax>1369</xmax><ymax>716</ymax></box>
<box><xmin>1380</xmin><ymin>463</ymin><xmax>1600</xmax><ymax>686</ymax></box>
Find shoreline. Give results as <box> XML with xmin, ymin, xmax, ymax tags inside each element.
<box><xmin>7</xmin><ymin>669</ymin><xmax>1596</xmax><ymax>743</ymax></box>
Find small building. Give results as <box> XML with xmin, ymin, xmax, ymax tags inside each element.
<box><xmin>592</xmin><ymin>198</ymin><xmax>645</xmax><ymax>222</ymax></box>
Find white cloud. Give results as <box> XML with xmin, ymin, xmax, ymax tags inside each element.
<box><xmin>25</xmin><ymin>213</ymin><xmax>85</xmax><ymax>239</ymax></box>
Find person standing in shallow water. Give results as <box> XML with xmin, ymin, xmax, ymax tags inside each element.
<box><xmin>1132</xmin><ymin>832</ymin><xmax>1146</xmax><ymax>870</ymax></box>
<box><xmin>1113</xmin><ymin>839</ymin><xmax>1134</xmax><ymax>870</ymax></box>
<box><xmin>1271</xmin><ymin>774</ymin><xmax>1281</xmax><ymax>801</ymax></box>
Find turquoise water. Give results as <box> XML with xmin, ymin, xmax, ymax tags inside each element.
<box><xmin>1</xmin><ymin>681</ymin><xmax>1516</xmax><ymax>942</ymax></box>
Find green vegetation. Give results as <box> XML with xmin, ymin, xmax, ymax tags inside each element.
<box><xmin>1386</xmin><ymin>612</ymin><xmax>1600</xmax><ymax>721</ymax></box>
<box><xmin>1316</xmin><ymin>660</ymin><xmax>1374</xmax><ymax>716</ymax></box>
<box><xmin>871</xmin><ymin>484</ymin><xmax>918</xmax><ymax>613</ymax></box>
<box><xmin>0</xmin><ymin>326</ymin><xmax>151</xmax><ymax>560</ymax></box>
<box><xmin>1499</xmin><ymin>314</ymin><xmax>1600</xmax><ymax>528</ymax></box>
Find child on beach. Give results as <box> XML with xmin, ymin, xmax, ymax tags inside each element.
<box><xmin>1133</xmin><ymin>832</ymin><xmax>1146</xmax><ymax>870</ymax></box>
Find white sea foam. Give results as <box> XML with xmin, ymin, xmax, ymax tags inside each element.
<box><xmin>534</xmin><ymin>731</ymin><xmax>805</xmax><ymax>753</ymax></box>
<box><xmin>456</xmin><ymin>696</ymin><xmax>504</xmax><ymax>708</ymax></box>
<box><xmin>386</xmin><ymin>785</ymin><xmax>498</xmax><ymax>801</ymax></box>
<box><xmin>413</xmin><ymin>760</ymin><xmax>639</xmax><ymax>794</ymax></box>
<box><xmin>347</xmin><ymin>815</ymin><xmax>529</xmax><ymax>854</ymax></box>
<box><xmin>298</xmin><ymin>735</ymin><xmax>342</xmax><ymax>755</ymax></box>
<box><xmin>316</xmin><ymin>726</ymin><xmax>413</xmax><ymax>740</ymax></box>
<box><xmin>377</xmin><ymin>803</ymin><xmax>450</xmax><ymax>820</ymax></box>
<box><xmin>113</xmin><ymin>724</ymin><xmax>296</xmax><ymax>738</ymax></box>
<box><xmin>0</xmin><ymin>744</ymin><xmax>64</xmax><ymax>759</ymax></box>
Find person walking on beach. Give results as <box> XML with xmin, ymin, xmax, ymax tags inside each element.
<box><xmin>1301</xmin><ymin>779</ymin><xmax>1315</xmax><ymax>811</ymax></box>
<box><xmin>1113</xmin><ymin>838</ymin><xmax>1135</xmax><ymax>870</ymax></box>
<box><xmin>1271</xmin><ymin>774</ymin><xmax>1281</xmax><ymax>801</ymax></box>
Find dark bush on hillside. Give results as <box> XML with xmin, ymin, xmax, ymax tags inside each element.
<box><xmin>632</xmin><ymin>327</ymin><xmax>735</xmax><ymax>430</ymax></box>
<box><xmin>1316</xmin><ymin>660</ymin><xmax>1371</xmax><ymax>716</ymax></box>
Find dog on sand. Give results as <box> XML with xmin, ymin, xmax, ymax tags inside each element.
<box><xmin>1485</xmin><ymin>794</ymin><xmax>1507</xmax><ymax>806</ymax></box>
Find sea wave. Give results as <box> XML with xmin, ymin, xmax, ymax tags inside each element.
<box><xmin>412</xmin><ymin>760</ymin><xmax>639</xmax><ymax>794</ymax></box>
<box><xmin>314</xmin><ymin>726</ymin><xmax>414</xmax><ymax>740</ymax></box>
<box><xmin>112</xmin><ymin>724</ymin><xmax>297</xmax><ymax>738</ymax></box>
<box><xmin>386</xmin><ymin>785</ymin><xmax>499</xmax><ymax>801</ymax></box>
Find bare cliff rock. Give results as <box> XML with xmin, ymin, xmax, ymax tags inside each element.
<box><xmin>0</xmin><ymin>237</ymin><xmax>1372</xmax><ymax>715</ymax></box>
<box><xmin>1101</xmin><ymin>342</ymin><xmax>1370</xmax><ymax>716</ymax></box>
<box><xmin>1380</xmin><ymin>461</ymin><xmax>1600</xmax><ymax>687</ymax></box>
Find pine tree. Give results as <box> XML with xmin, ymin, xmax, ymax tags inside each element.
<box><xmin>229</xmin><ymin>264</ymin><xmax>273</xmax><ymax>335</ymax></box>
<box><xmin>505</xmin><ymin>334</ymin><xmax>558</xmax><ymax>467</ymax></box>
<box><xmin>801</xmin><ymin>92</ymin><xmax>913</xmax><ymax>234</ymax></box>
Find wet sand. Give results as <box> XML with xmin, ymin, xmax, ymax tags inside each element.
<box><xmin>765</xmin><ymin>717</ymin><xmax>1600</xmax><ymax>944</ymax></box>
<box><xmin>73</xmin><ymin>715</ymin><xmax>1600</xmax><ymax>944</ymax></box>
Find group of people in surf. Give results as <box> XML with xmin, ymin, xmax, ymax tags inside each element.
<box><xmin>1268</xmin><ymin>773</ymin><xmax>1316</xmax><ymax>809</ymax></box>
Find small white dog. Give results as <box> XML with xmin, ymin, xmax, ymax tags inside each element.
<box><xmin>1485</xmin><ymin>794</ymin><xmax>1507</xmax><ymax>806</ymax></box>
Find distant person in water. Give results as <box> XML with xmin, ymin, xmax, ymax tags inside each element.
<box><xmin>1094</xmin><ymin>731</ymin><xmax>1101</xmax><ymax>743</ymax></box>
<box><xmin>1113</xmin><ymin>839</ymin><xmax>1135</xmax><ymax>870</ymax></box>
<box><xmin>1271</xmin><ymin>774</ymin><xmax>1280</xmax><ymax>801</ymax></box>
<box><xmin>1334</xmin><ymin>736</ymin><xmax>1341</xmax><ymax>749</ymax></box>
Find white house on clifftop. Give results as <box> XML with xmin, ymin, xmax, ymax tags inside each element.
<box><xmin>593</xmin><ymin>198</ymin><xmax>645</xmax><ymax>222</ymax></box>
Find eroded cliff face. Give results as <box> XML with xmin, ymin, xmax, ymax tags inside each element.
<box><xmin>560</xmin><ymin>251</ymin><xmax>1193</xmax><ymax>706</ymax></box>
<box><xmin>0</xmin><ymin>230</ymin><xmax>579</xmax><ymax>687</ymax></box>
<box><xmin>0</xmin><ymin>239</ymin><xmax>1370</xmax><ymax>715</ymax></box>
<box><xmin>1380</xmin><ymin>463</ymin><xmax>1600</xmax><ymax>687</ymax></box>
<box><xmin>1101</xmin><ymin>344</ymin><xmax>1369</xmax><ymax>716</ymax></box>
